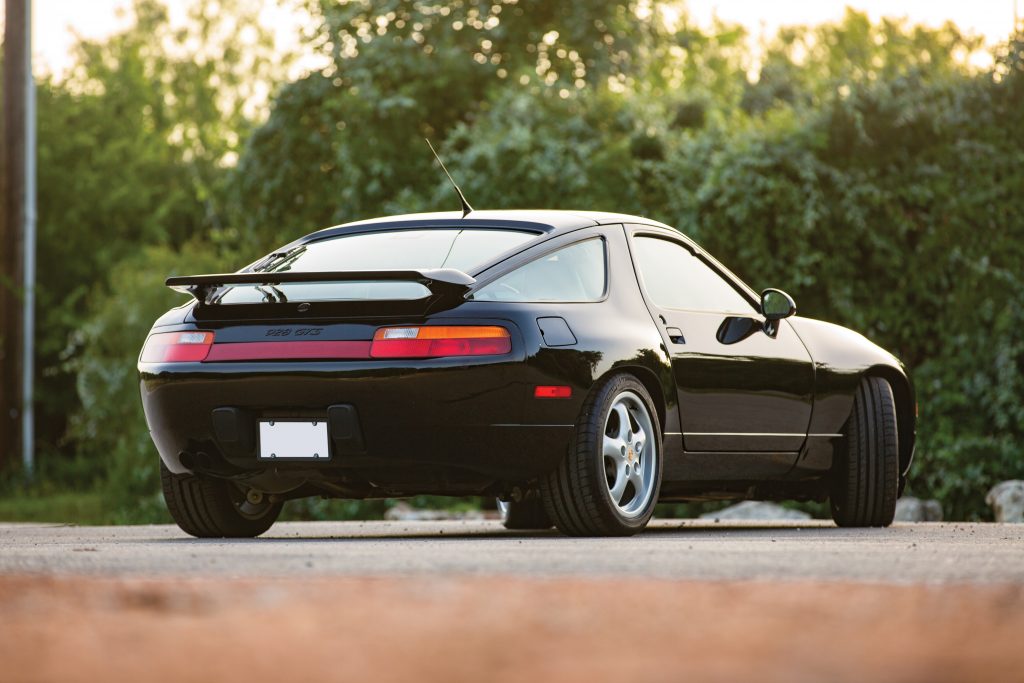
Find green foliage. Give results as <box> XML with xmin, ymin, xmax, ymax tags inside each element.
<box><xmin>32</xmin><ymin>0</ymin><xmax>287</xmax><ymax>462</ymax></box>
<box><xmin>437</xmin><ymin>85</ymin><xmax>639</xmax><ymax>211</ymax></box>
<box><xmin>0</xmin><ymin>490</ymin><xmax>109</xmax><ymax>525</ymax></box>
<box><xmin>228</xmin><ymin>0</ymin><xmax>654</xmax><ymax>244</ymax></box>
<box><xmin>280</xmin><ymin>495</ymin><xmax>480</xmax><ymax>521</ymax></box>
<box><xmin>4</xmin><ymin>2</ymin><xmax>1022</xmax><ymax>523</ymax></box>
<box><xmin>66</xmin><ymin>242</ymin><xmax>231</xmax><ymax>522</ymax></box>
<box><xmin>282</xmin><ymin>497</ymin><xmax>391</xmax><ymax>522</ymax></box>
<box><xmin>678</xmin><ymin>39</ymin><xmax>1024</xmax><ymax>519</ymax></box>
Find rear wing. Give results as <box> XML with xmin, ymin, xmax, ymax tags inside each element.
<box><xmin>165</xmin><ymin>269</ymin><xmax>476</xmax><ymax>305</ymax></box>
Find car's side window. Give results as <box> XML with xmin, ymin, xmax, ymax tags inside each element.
<box><xmin>633</xmin><ymin>236</ymin><xmax>753</xmax><ymax>314</ymax></box>
<box><xmin>471</xmin><ymin>238</ymin><xmax>606</xmax><ymax>302</ymax></box>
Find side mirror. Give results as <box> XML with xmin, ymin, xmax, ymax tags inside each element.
<box><xmin>760</xmin><ymin>288</ymin><xmax>796</xmax><ymax>321</ymax></box>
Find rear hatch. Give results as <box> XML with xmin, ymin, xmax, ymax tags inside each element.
<box><xmin>156</xmin><ymin>269</ymin><xmax>507</xmax><ymax>361</ymax></box>
<box><xmin>146</xmin><ymin>227</ymin><xmax>539</xmax><ymax>362</ymax></box>
<box><xmin>149</xmin><ymin>228</ymin><xmax>547</xmax><ymax>362</ymax></box>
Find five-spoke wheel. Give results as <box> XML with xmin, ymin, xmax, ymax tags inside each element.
<box><xmin>602</xmin><ymin>392</ymin><xmax>658</xmax><ymax>518</ymax></box>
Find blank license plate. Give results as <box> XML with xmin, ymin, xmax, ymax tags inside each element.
<box><xmin>259</xmin><ymin>420</ymin><xmax>329</xmax><ymax>460</ymax></box>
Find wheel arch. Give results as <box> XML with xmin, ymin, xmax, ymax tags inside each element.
<box><xmin>598</xmin><ymin>363</ymin><xmax>669</xmax><ymax>436</ymax></box>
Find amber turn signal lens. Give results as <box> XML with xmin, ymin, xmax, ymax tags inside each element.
<box><xmin>371</xmin><ymin>326</ymin><xmax>511</xmax><ymax>358</ymax></box>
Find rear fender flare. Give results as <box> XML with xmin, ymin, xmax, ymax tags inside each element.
<box><xmin>595</xmin><ymin>362</ymin><xmax>674</xmax><ymax>435</ymax></box>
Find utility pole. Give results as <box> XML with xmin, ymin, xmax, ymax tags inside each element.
<box><xmin>2</xmin><ymin>0</ymin><xmax>36</xmax><ymax>478</ymax></box>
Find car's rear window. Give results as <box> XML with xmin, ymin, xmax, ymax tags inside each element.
<box><xmin>217</xmin><ymin>229</ymin><xmax>536</xmax><ymax>304</ymax></box>
<box><xmin>260</xmin><ymin>229</ymin><xmax>536</xmax><ymax>274</ymax></box>
<box><xmin>471</xmin><ymin>239</ymin><xmax>606</xmax><ymax>302</ymax></box>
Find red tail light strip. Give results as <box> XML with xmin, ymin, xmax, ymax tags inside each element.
<box><xmin>370</xmin><ymin>326</ymin><xmax>512</xmax><ymax>358</ymax></box>
<box><xmin>205</xmin><ymin>341</ymin><xmax>371</xmax><ymax>361</ymax></box>
<box><xmin>140</xmin><ymin>331</ymin><xmax>215</xmax><ymax>363</ymax></box>
<box><xmin>142</xmin><ymin>326</ymin><xmax>513</xmax><ymax>362</ymax></box>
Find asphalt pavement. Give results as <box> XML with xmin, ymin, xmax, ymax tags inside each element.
<box><xmin>1</xmin><ymin>519</ymin><xmax>1021</xmax><ymax>583</ymax></box>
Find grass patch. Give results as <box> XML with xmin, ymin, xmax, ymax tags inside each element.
<box><xmin>0</xmin><ymin>491</ymin><xmax>110</xmax><ymax>525</ymax></box>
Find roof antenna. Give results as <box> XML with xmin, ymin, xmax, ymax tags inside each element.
<box><xmin>425</xmin><ymin>138</ymin><xmax>473</xmax><ymax>218</ymax></box>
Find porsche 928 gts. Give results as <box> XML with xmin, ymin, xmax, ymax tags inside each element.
<box><xmin>139</xmin><ymin>210</ymin><xmax>915</xmax><ymax>537</ymax></box>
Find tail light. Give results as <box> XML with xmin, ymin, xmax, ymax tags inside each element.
<box><xmin>370</xmin><ymin>326</ymin><xmax>511</xmax><ymax>358</ymax></box>
<box><xmin>140</xmin><ymin>331</ymin><xmax>215</xmax><ymax>362</ymax></box>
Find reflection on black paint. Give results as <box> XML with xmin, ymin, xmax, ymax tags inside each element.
<box><xmin>531</xmin><ymin>348</ymin><xmax>603</xmax><ymax>387</ymax></box>
<box><xmin>656</xmin><ymin>311</ymin><xmax>816</xmax><ymax>451</ymax></box>
<box><xmin>621</xmin><ymin>347</ymin><xmax>679</xmax><ymax>411</ymax></box>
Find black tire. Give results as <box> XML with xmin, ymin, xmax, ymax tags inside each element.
<box><xmin>830</xmin><ymin>376</ymin><xmax>899</xmax><ymax>527</ymax></box>
<box><xmin>540</xmin><ymin>373</ymin><xmax>663</xmax><ymax>537</ymax></box>
<box><xmin>498</xmin><ymin>496</ymin><xmax>553</xmax><ymax>530</ymax></box>
<box><xmin>160</xmin><ymin>462</ymin><xmax>282</xmax><ymax>538</ymax></box>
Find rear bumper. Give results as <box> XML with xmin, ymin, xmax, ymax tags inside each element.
<box><xmin>140</xmin><ymin>357</ymin><xmax>578</xmax><ymax>492</ymax></box>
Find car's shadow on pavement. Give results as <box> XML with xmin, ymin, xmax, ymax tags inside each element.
<box><xmin>153</xmin><ymin>529</ymin><xmax>558</xmax><ymax>543</ymax></box>
<box><xmin>149</xmin><ymin>520</ymin><xmax>857</xmax><ymax>543</ymax></box>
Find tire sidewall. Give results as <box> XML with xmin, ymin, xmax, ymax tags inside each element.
<box><xmin>160</xmin><ymin>462</ymin><xmax>282</xmax><ymax>538</ymax></box>
<box><xmin>830</xmin><ymin>376</ymin><xmax>899</xmax><ymax>528</ymax></box>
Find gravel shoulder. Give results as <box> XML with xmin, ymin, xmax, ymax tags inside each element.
<box><xmin>0</xmin><ymin>519</ymin><xmax>1021</xmax><ymax>583</ymax></box>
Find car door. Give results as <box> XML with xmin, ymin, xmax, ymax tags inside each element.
<box><xmin>627</xmin><ymin>227</ymin><xmax>814</xmax><ymax>453</ymax></box>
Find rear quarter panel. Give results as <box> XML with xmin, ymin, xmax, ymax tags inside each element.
<box><xmin>451</xmin><ymin>224</ymin><xmax>676</xmax><ymax>434</ymax></box>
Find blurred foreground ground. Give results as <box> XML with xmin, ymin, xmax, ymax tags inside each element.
<box><xmin>3</xmin><ymin>574</ymin><xmax>1022</xmax><ymax>683</ymax></box>
<box><xmin>2</xmin><ymin>520</ymin><xmax>1022</xmax><ymax>682</ymax></box>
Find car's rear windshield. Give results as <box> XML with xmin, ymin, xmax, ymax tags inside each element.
<box><xmin>217</xmin><ymin>229</ymin><xmax>536</xmax><ymax>304</ymax></box>
<box><xmin>259</xmin><ymin>229</ymin><xmax>537</xmax><ymax>274</ymax></box>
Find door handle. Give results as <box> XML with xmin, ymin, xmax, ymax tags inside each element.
<box><xmin>665</xmin><ymin>327</ymin><xmax>685</xmax><ymax>344</ymax></box>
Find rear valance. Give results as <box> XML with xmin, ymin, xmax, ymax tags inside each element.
<box><xmin>165</xmin><ymin>269</ymin><xmax>476</xmax><ymax>305</ymax></box>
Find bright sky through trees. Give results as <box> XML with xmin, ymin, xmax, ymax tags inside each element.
<box><xmin>22</xmin><ymin>0</ymin><xmax>1022</xmax><ymax>77</ymax></box>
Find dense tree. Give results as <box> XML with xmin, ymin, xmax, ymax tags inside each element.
<box><xmin>229</xmin><ymin>0</ymin><xmax>664</xmax><ymax>245</ymax></box>
<box><xmin>30</xmin><ymin>0</ymin><xmax>284</xmax><ymax>460</ymax></box>
<box><xmin>685</xmin><ymin>47</ymin><xmax>1024</xmax><ymax>518</ymax></box>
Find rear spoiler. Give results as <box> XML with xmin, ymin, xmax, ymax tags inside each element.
<box><xmin>165</xmin><ymin>269</ymin><xmax>476</xmax><ymax>305</ymax></box>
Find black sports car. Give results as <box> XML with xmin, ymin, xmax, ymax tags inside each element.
<box><xmin>140</xmin><ymin>210</ymin><xmax>915</xmax><ymax>537</ymax></box>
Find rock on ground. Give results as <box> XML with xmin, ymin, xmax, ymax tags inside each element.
<box><xmin>895</xmin><ymin>497</ymin><xmax>943</xmax><ymax>522</ymax></box>
<box><xmin>986</xmin><ymin>481</ymin><xmax>1024</xmax><ymax>523</ymax></box>
<box><xmin>699</xmin><ymin>501</ymin><xmax>811</xmax><ymax>521</ymax></box>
